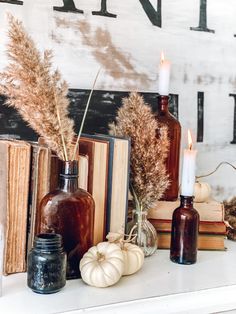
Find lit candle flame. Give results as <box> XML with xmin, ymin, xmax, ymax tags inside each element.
<box><xmin>161</xmin><ymin>51</ymin><xmax>165</xmax><ymax>64</ymax></box>
<box><xmin>188</xmin><ymin>129</ymin><xmax>193</xmax><ymax>150</ymax></box>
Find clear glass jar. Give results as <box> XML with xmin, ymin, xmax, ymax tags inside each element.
<box><xmin>127</xmin><ymin>210</ymin><xmax>157</xmax><ymax>257</ymax></box>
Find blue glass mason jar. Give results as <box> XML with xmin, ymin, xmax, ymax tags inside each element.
<box><xmin>27</xmin><ymin>233</ymin><xmax>66</xmax><ymax>294</ymax></box>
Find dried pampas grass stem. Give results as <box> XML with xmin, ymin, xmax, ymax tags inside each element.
<box><xmin>55</xmin><ymin>102</ymin><xmax>68</xmax><ymax>161</ymax></box>
<box><xmin>72</xmin><ymin>69</ymin><xmax>101</xmax><ymax>160</ymax></box>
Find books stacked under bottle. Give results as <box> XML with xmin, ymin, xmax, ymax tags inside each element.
<box><xmin>148</xmin><ymin>200</ymin><xmax>226</xmax><ymax>251</ymax></box>
<box><xmin>0</xmin><ymin>134</ymin><xmax>130</xmax><ymax>275</ymax></box>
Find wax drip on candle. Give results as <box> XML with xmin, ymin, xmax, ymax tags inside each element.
<box><xmin>161</xmin><ymin>51</ymin><xmax>165</xmax><ymax>64</ymax></box>
<box><xmin>188</xmin><ymin>129</ymin><xmax>193</xmax><ymax>150</ymax></box>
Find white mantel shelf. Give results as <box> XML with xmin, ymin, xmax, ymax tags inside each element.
<box><xmin>1</xmin><ymin>240</ymin><xmax>236</xmax><ymax>314</ymax></box>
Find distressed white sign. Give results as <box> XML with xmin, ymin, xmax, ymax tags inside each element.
<box><xmin>0</xmin><ymin>0</ymin><xmax>235</xmax><ymax>200</ymax></box>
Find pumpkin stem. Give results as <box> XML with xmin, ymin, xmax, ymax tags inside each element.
<box><xmin>106</xmin><ymin>230</ymin><xmax>137</xmax><ymax>250</ymax></box>
<box><xmin>97</xmin><ymin>252</ymin><xmax>105</xmax><ymax>262</ymax></box>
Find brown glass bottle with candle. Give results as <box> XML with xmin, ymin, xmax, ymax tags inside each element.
<box><xmin>36</xmin><ymin>160</ymin><xmax>95</xmax><ymax>279</ymax></box>
<box><xmin>154</xmin><ymin>95</ymin><xmax>181</xmax><ymax>201</ymax></box>
<box><xmin>170</xmin><ymin>196</ymin><xmax>199</xmax><ymax>265</ymax></box>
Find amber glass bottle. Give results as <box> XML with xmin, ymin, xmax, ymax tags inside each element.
<box><xmin>170</xmin><ymin>196</ymin><xmax>199</xmax><ymax>265</ymax></box>
<box><xmin>154</xmin><ymin>95</ymin><xmax>181</xmax><ymax>201</ymax></box>
<box><xmin>36</xmin><ymin>160</ymin><xmax>95</xmax><ymax>279</ymax></box>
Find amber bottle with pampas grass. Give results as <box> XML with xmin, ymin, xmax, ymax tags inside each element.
<box><xmin>0</xmin><ymin>15</ymin><xmax>99</xmax><ymax>279</ymax></box>
<box><xmin>37</xmin><ymin>160</ymin><xmax>95</xmax><ymax>279</ymax></box>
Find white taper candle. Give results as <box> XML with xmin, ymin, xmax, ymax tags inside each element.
<box><xmin>158</xmin><ymin>52</ymin><xmax>170</xmax><ymax>96</ymax></box>
<box><xmin>181</xmin><ymin>130</ymin><xmax>197</xmax><ymax>196</ymax></box>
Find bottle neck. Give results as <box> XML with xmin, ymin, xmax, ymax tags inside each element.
<box><xmin>132</xmin><ymin>210</ymin><xmax>148</xmax><ymax>222</ymax></box>
<box><xmin>59</xmin><ymin>175</ymin><xmax>78</xmax><ymax>192</ymax></box>
<box><xmin>157</xmin><ymin>95</ymin><xmax>170</xmax><ymax>115</ymax></box>
<box><xmin>180</xmin><ymin>195</ymin><xmax>194</xmax><ymax>208</ymax></box>
<box><xmin>59</xmin><ymin>160</ymin><xmax>79</xmax><ymax>193</ymax></box>
<box><xmin>33</xmin><ymin>233</ymin><xmax>63</xmax><ymax>253</ymax></box>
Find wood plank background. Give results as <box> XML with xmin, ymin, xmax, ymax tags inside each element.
<box><xmin>0</xmin><ymin>90</ymin><xmax>178</xmax><ymax>138</ymax></box>
<box><xmin>0</xmin><ymin>0</ymin><xmax>236</xmax><ymax>200</ymax></box>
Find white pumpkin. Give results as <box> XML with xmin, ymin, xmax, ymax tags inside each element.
<box><xmin>121</xmin><ymin>242</ymin><xmax>144</xmax><ymax>276</ymax></box>
<box><xmin>106</xmin><ymin>232</ymin><xmax>144</xmax><ymax>276</ymax></box>
<box><xmin>194</xmin><ymin>181</ymin><xmax>211</xmax><ymax>203</ymax></box>
<box><xmin>79</xmin><ymin>242</ymin><xmax>124</xmax><ymax>288</ymax></box>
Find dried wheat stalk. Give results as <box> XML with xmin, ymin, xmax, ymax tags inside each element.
<box><xmin>0</xmin><ymin>14</ymin><xmax>75</xmax><ymax>160</ymax></box>
<box><xmin>110</xmin><ymin>92</ymin><xmax>169</xmax><ymax>210</ymax></box>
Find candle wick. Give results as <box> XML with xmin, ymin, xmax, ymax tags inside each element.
<box><xmin>189</xmin><ymin>143</ymin><xmax>192</xmax><ymax>150</ymax></box>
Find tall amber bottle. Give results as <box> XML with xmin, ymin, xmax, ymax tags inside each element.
<box><xmin>154</xmin><ymin>95</ymin><xmax>181</xmax><ymax>201</ymax></box>
<box><xmin>170</xmin><ymin>196</ymin><xmax>199</xmax><ymax>265</ymax></box>
<box><xmin>36</xmin><ymin>160</ymin><xmax>95</xmax><ymax>279</ymax></box>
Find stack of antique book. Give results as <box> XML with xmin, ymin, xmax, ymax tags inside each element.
<box><xmin>0</xmin><ymin>135</ymin><xmax>130</xmax><ymax>275</ymax></box>
<box><xmin>149</xmin><ymin>200</ymin><xmax>226</xmax><ymax>250</ymax></box>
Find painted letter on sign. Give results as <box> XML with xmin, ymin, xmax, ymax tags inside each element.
<box><xmin>53</xmin><ymin>0</ymin><xmax>83</xmax><ymax>14</ymax></box>
<box><xmin>190</xmin><ymin>0</ymin><xmax>214</xmax><ymax>33</ymax></box>
<box><xmin>139</xmin><ymin>0</ymin><xmax>162</xmax><ymax>27</ymax></box>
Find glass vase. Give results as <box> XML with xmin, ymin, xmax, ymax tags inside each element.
<box><xmin>36</xmin><ymin>160</ymin><xmax>95</xmax><ymax>279</ymax></box>
<box><xmin>127</xmin><ymin>210</ymin><xmax>157</xmax><ymax>257</ymax></box>
<box><xmin>154</xmin><ymin>95</ymin><xmax>181</xmax><ymax>201</ymax></box>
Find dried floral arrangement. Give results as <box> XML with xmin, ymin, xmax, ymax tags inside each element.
<box><xmin>110</xmin><ymin>92</ymin><xmax>169</xmax><ymax>211</ymax></box>
<box><xmin>0</xmin><ymin>14</ymin><xmax>98</xmax><ymax>161</ymax></box>
<box><xmin>224</xmin><ymin>197</ymin><xmax>236</xmax><ymax>241</ymax></box>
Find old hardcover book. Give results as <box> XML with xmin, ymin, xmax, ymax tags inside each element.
<box><xmin>0</xmin><ymin>140</ymin><xmax>31</xmax><ymax>274</ymax></box>
<box><xmin>86</xmin><ymin>134</ymin><xmax>130</xmax><ymax>234</ymax></box>
<box><xmin>79</xmin><ymin>136</ymin><xmax>109</xmax><ymax>245</ymax></box>
<box><xmin>27</xmin><ymin>144</ymin><xmax>52</xmax><ymax>250</ymax></box>
<box><xmin>102</xmin><ymin>136</ymin><xmax>130</xmax><ymax>234</ymax></box>
<box><xmin>78</xmin><ymin>154</ymin><xmax>89</xmax><ymax>191</ymax></box>
<box><xmin>149</xmin><ymin>200</ymin><xmax>224</xmax><ymax>222</ymax></box>
<box><xmin>149</xmin><ymin>219</ymin><xmax>227</xmax><ymax>235</ymax></box>
<box><xmin>157</xmin><ymin>232</ymin><xmax>226</xmax><ymax>251</ymax></box>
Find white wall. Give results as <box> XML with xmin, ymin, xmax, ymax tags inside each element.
<box><xmin>0</xmin><ymin>0</ymin><xmax>235</xmax><ymax>201</ymax></box>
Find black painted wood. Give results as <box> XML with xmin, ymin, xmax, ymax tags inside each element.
<box><xmin>0</xmin><ymin>90</ymin><xmax>178</xmax><ymax>140</ymax></box>
<box><xmin>197</xmin><ymin>91</ymin><xmax>204</xmax><ymax>142</ymax></box>
<box><xmin>229</xmin><ymin>93</ymin><xmax>236</xmax><ymax>144</ymax></box>
<box><xmin>169</xmin><ymin>94</ymin><xmax>179</xmax><ymax>120</ymax></box>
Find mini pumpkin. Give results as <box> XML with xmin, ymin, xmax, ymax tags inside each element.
<box><xmin>106</xmin><ymin>232</ymin><xmax>144</xmax><ymax>276</ymax></box>
<box><xmin>194</xmin><ymin>181</ymin><xmax>211</xmax><ymax>203</ymax></box>
<box><xmin>79</xmin><ymin>242</ymin><xmax>124</xmax><ymax>288</ymax></box>
<box><xmin>121</xmin><ymin>242</ymin><xmax>144</xmax><ymax>275</ymax></box>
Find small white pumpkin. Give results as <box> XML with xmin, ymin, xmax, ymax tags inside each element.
<box><xmin>79</xmin><ymin>242</ymin><xmax>124</xmax><ymax>288</ymax></box>
<box><xmin>121</xmin><ymin>242</ymin><xmax>144</xmax><ymax>276</ymax></box>
<box><xmin>194</xmin><ymin>181</ymin><xmax>211</xmax><ymax>203</ymax></box>
<box><xmin>106</xmin><ymin>232</ymin><xmax>144</xmax><ymax>276</ymax></box>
